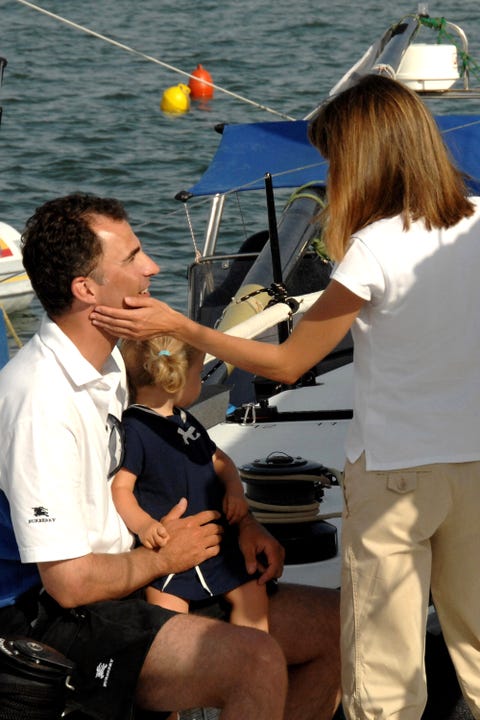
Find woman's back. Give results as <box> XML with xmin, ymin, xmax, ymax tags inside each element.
<box><xmin>333</xmin><ymin>200</ymin><xmax>480</xmax><ymax>470</ymax></box>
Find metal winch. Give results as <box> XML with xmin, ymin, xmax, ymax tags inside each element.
<box><xmin>0</xmin><ymin>636</ymin><xmax>75</xmax><ymax>719</ymax></box>
<box><xmin>239</xmin><ymin>452</ymin><xmax>338</xmax><ymax>564</ymax></box>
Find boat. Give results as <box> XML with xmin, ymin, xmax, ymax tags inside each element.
<box><xmin>0</xmin><ymin>220</ymin><xmax>35</xmax><ymax>315</ymax></box>
<box><xmin>177</xmin><ymin>8</ymin><xmax>480</xmax><ymax>719</ymax></box>
<box><xmin>0</xmin><ymin>58</ymin><xmax>34</xmax><ymax>316</ymax></box>
<box><xmin>180</xmin><ymin>7</ymin><xmax>480</xmax><ymax>581</ymax></box>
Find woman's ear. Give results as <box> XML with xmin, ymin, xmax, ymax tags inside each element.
<box><xmin>71</xmin><ymin>276</ymin><xmax>98</xmax><ymax>305</ymax></box>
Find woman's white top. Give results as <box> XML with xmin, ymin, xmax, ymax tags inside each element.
<box><xmin>332</xmin><ymin>199</ymin><xmax>480</xmax><ymax>470</ymax></box>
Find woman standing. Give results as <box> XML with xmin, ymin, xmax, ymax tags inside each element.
<box><xmin>92</xmin><ymin>74</ymin><xmax>480</xmax><ymax>720</ymax></box>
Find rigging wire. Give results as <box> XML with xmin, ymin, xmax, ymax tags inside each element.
<box><xmin>12</xmin><ymin>2</ymin><xmax>480</xmax><ymax>207</ymax></box>
<box><xmin>15</xmin><ymin>0</ymin><xmax>296</xmax><ymax>121</ymax></box>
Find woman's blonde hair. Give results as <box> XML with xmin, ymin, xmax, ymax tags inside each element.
<box><xmin>120</xmin><ymin>336</ymin><xmax>198</xmax><ymax>402</ymax></box>
<box><xmin>308</xmin><ymin>73</ymin><xmax>475</xmax><ymax>261</ymax></box>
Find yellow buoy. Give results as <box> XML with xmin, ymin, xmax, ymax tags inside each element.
<box><xmin>160</xmin><ymin>83</ymin><xmax>191</xmax><ymax>114</ymax></box>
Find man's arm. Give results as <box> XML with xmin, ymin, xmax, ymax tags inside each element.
<box><xmin>39</xmin><ymin>500</ymin><xmax>222</xmax><ymax>607</ymax></box>
<box><xmin>237</xmin><ymin>512</ymin><xmax>285</xmax><ymax>584</ymax></box>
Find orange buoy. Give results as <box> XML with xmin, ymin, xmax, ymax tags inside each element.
<box><xmin>188</xmin><ymin>64</ymin><xmax>214</xmax><ymax>100</ymax></box>
<box><xmin>160</xmin><ymin>83</ymin><xmax>191</xmax><ymax>114</ymax></box>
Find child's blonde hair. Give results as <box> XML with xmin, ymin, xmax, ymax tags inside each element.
<box><xmin>120</xmin><ymin>336</ymin><xmax>198</xmax><ymax>401</ymax></box>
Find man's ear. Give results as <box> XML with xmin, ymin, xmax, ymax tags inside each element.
<box><xmin>71</xmin><ymin>276</ymin><xmax>98</xmax><ymax>305</ymax></box>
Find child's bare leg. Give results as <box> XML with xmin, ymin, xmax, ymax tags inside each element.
<box><xmin>224</xmin><ymin>579</ymin><xmax>269</xmax><ymax>632</ymax></box>
<box><xmin>145</xmin><ymin>586</ymin><xmax>189</xmax><ymax>613</ymax></box>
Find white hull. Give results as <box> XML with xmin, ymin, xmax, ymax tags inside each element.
<box><xmin>0</xmin><ymin>274</ymin><xmax>35</xmax><ymax>313</ymax></box>
<box><xmin>207</xmin><ymin>364</ymin><xmax>351</xmax><ymax>589</ymax></box>
<box><xmin>0</xmin><ymin>221</ymin><xmax>35</xmax><ymax>314</ymax></box>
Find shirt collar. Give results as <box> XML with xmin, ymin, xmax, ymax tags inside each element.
<box><xmin>38</xmin><ymin>314</ymin><xmax>123</xmax><ymax>390</ymax></box>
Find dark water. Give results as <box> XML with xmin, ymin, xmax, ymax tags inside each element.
<box><xmin>1</xmin><ymin>0</ymin><xmax>480</xmax><ymax>351</ymax></box>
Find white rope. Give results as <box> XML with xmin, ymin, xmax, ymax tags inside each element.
<box><xmin>0</xmin><ymin>304</ymin><xmax>22</xmax><ymax>348</ymax></box>
<box><xmin>161</xmin><ymin>566</ymin><xmax>214</xmax><ymax>596</ymax></box>
<box><xmin>15</xmin><ymin>0</ymin><xmax>295</xmax><ymax>121</ymax></box>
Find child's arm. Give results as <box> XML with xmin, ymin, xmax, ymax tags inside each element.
<box><xmin>111</xmin><ymin>468</ymin><xmax>169</xmax><ymax>549</ymax></box>
<box><xmin>213</xmin><ymin>447</ymin><xmax>249</xmax><ymax>524</ymax></box>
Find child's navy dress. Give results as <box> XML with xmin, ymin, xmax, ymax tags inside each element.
<box><xmin>120</xmin><ymin>404</ymin><xmax>254</xmax><ymax>601</ymax></box>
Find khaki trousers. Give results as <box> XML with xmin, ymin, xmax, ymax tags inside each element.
<box><xmin>340</xmin><ymin>453</ymin><xmax>480</xmax><ymax>720</ymax></box>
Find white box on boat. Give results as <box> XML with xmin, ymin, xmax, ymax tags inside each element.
<box><xmin>396</xmin><ymin>43</ymin><xmax>459</xmax><ymax>91</ymax></box>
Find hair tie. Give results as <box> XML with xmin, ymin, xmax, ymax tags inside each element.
<box><xmin>158</xmin><ymin>349</ymin><xmax>171</xmax><ymax>356</ymax></box>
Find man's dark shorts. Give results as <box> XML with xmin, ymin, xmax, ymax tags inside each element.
<box><xmin>0</xmin><ymin>587</ymin><xmax>176</xmax><ymax>720</ymax></box>
<box><xmin>0</xmin><ymin>583</ymin><xmax>277</xmax><ymax>719</ymax></box>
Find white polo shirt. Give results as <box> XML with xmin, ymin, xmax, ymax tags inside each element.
<box><xmin>0</xmin><ymin>315</ymin><xmax>133</xmax><ymax>567</ymax></box>
<box><xmin>332</xmin><ymin>200</ymin><xmax>480</xmax><ymax>470</ymax></box>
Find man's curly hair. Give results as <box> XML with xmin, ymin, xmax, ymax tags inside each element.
<box><xmin>22</xmin><ymin>192</ymin><xmax>128</xmax><ymax>317</ymax></box>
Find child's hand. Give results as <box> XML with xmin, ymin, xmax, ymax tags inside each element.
<box><xmin>223</xmin><ymin>493</ymin><xmax>249</xmax><ymax>524</ymax></box>
<box><xmin>139</xmin><ymin>520</ymin><xmax>169</xmax><ymax>549</ymax></box>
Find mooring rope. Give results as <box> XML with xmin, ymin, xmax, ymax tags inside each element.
<box><xmin>15</xmin><ymin>0</ymin><xmax>296</xmax><ymax>121</ymax></box>
<box><xmin>0</xmin><ymin>305</ymin><xmax>23</xmax><ymax>348</ymax></box>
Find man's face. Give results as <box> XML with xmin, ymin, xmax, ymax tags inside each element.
<box><xmin>88</xmin><ymin>215</ymin><xmax>159</xmax><ymax>308</ymax></box>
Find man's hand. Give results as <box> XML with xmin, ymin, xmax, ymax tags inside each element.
<box><xmin>156</xmin><ymin>498</ymin><xmax>223</xmax><ymax>575</ymax></box>
<box><xmin>238</xmin><ymin>513</ymin><xmax>285</xmax><ymax>584</ymax></box>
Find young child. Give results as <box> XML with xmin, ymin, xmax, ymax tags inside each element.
<box><xmin>112</xmin><ymin>336</ymin><xmax>269</xmax><ymax>631</ymax></box>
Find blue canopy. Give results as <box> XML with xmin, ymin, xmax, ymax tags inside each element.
<box><xmin>182</xmin><ymin>115</ymin><xmax>480</xmax><ymax>198</ymax></box>
<box><xmin>183</xmin><ymin>120</ymin><xmax>327</xmax><ymax>197</ymax></box>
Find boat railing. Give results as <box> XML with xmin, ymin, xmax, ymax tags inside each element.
<box><xmin>187</xmin><ymin>251</ymin><xmax>261</xmax><ymax>326</ymax></box>
<box><xmin>308</xmin><ymin>8</ymin><xmax>480</xmax><ymax>116</ymax></box>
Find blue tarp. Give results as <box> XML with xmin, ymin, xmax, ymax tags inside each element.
<box><xmin>0</xmin><ymin>312</ymin><xmax>8</xmax><ymax>369</ymax></box>
<box><xmin>183</xmin><ymin>115</ymin><xmax>480</xmax><ymax>198</ymax></box>
<box><xmin>184</xmin><ymin>120</ymin><xmax>327</xmax><ymax>197</ymax></box>
<box><xmin>435</xmin><ymin>115</ymin><xmax>480</xmax><ymax>194</ymax></box>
